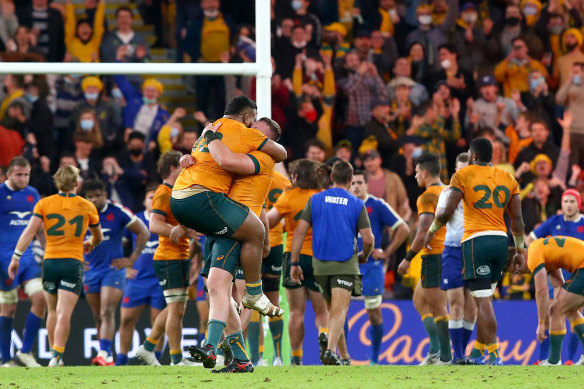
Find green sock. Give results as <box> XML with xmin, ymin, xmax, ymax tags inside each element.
<box><xmin>573</xmin><ymin>323</ymin><xmax>584</xmax><ymax>346</ymax></box>
<box><xmin>207</xmin><ymin>319</ymin><xmax>226</xmax><ymax>350</ymax></box>
<box><xmin>247</xmin><ymin>316</ymin><xmax>260</xmax><ymax>364</ymax></box>
<box><xmin>269</xmin><ymin>316</ymin><xmax>284</xmax><ymax>359</ymax></box>
<box><xmin>52</xmin><ymin>346</ymin><xmax>64</xmax><ymax>361</ymax></box>
<box><xmin>246</xmin><ymin>280</ymin><xmax>263</xmax><ymax>295</ymax></box>
<box><xmin>487</xmin><ymin>343</ymin><xmax>500</xmax><ymax>362</ymax></box>
<box><xmin>549</xmin><ymin>333</ymin><xmax>565</xmax><ymax>364</ymax></box>
<box><xmin>170</xmin><ymin>350</ymin><xmax>182</xmax><ymax>365</ymax></box>
<box><xmin>470</xmin><ymin>342</ymin><xmax>485</xmax><ymax>358</ymax></box>
<box><xmin>422</xmin><ymin>315</ymin><xmax>440</xmax><ymax>354</ymax></box>
<box><xmin>435</xmin><ymin>317</ymin><xmax>452</xmax><ymax>361</ymax></box>
<box><xmin>227</xmin><ymin>331</ymin><xmax>250</xmax><ymax>361</ymax></box>
<box><xmin>144</xmin><ymin>337</ymin><xmax>157</xmax><ymax>352</ymax></box>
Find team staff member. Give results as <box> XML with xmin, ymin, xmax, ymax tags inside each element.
<box><xmin>82</xmin><ymin>179</ymin><xmax>149</xmax><ymax>366</ymax></box>
<box><xmin>519</xmin><ymin>236</ymin><xmax>584</xmax><ymax>366</ymax></box>
<box><xmin>9</xmin><ymin>165</ymin><xmax>102</xmax><ymax>367</ymax></box>
<box><xmin>430</xmin><ymin>138</ymin><xmax>525</xmax><ymax>365</ymax></box>
<box><xmin>291</xmin><ymin>161</ymin><xmax>374</xmax><ymax>365</ymax></box>
<box><xmin>0</xmin><ymin>157</ymin><xmax>45</xmax><ymax>367</ymax></box>
<box><xmin>350</xmin><ymin>170</ymin><xmax>409</xmax><ymax>365</ymax></box>
<box><xmin>268</xmin><ymin>159</ymin><xmax>329</xmax><ymax>366</ymax></box>
<box><xmin>398</xmin><ymin>152</ymin><xmax>451</xmax><ymax>365</ymax></box>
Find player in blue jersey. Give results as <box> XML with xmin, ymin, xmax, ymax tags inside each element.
<box><xmin>0</xmin><ymin>157</ymin><xmax>45</xmax><ymax>367</ymax></box>
<box><xmin>117</xmin><ymin>186</ymin><xmax>166</xmax><ymax>366</ymax></box>
<box><xmin>526</xmin><ymin>188</ymin><xmax>584</xmax><ymax>365</ymax></box>
<box><xmin>350</xmin><ymin>170</ymin><xmax>409</xmax><ymax>365</ymax></box>
<box><xmin>81</xmin><ymin>179</ymin><xmax>149</xmax><ymax>366</ymax></box>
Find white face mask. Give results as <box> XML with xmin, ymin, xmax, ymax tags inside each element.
<box><xmin>291</xmin><ymin>40</ymin><xmax>306</xmax><ymax>49</ymax></box>
<box><xmin>203</xmin><ymin>9</ymin><xmax>219</xmax><ymax>19</ymax></box>
<box><xmin>418</xmin><ymin>15</ymin><xmax>433</xmax><ymax>26</ymax></box>
<box><xmin>412</xmin><ymin>147</ymin><xmax>423</xmax><ymax>159</ymax></box>
<box><xmin>462</xmin><ymin>13</ymin><xmax>477</xmax><ymax>24</ymax></box>
<box><xmin>440</xmin><ymin>59</ymin><xmax>451</xmax><ymax>69</ymax></box>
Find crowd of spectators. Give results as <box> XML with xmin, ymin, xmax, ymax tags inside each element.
<box><xmin>1</xmin><ymin>0</ymin><xmax>584</xmax><ymax>298</ymax></box>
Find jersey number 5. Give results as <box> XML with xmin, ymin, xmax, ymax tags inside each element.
<box><xmin>472</xmin><ymin>185</ymin><xmax>511</xmax><ymax>209</ymax></box>
<box><xmin>46</xmin><ymin>214</ymin><xmax>84</xmax><ymax>237</ymax></box>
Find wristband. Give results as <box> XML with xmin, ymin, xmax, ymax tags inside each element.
<box><xmin>290</xmin><ymin>262</ymin><xmax>300</xmax><ymax>266</ymax></box>
<box><xmin>204</xmin><ymin>130</ymin><xmax>219</xmax><ymax>143</ymax></box>
<box><xmin>404</xmin><ymin>250</ymin><xmax>416</xmax><ymax>262</ymax></box>
<box><xmin>13</xmin><ymin>249</ymin><xmax>23</xmax><ymax>259</ymax></box>
<box><xmin>428</xmin><ymin>219</ymin><xmax>444</xmax><ymax>234</ymax></box>
<box><xmin>513</xmin><ymin>234</ymin><xmax>525</xmax><ymax>251</ymax></box>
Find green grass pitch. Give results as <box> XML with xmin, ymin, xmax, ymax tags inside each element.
<box><xmin>1</xmin><ymin>366</ymin><xmax>582</xmax><ymax>389</ymax></box>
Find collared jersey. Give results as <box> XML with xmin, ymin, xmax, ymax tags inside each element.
<box><xmin>274</xmin><ymin>187</ymin><xmax>320</xmax><ymax>256</ymax></box>
<box><xmin>417</xmin><ymin>184</ymin><xmax>446</xmax><ymax>255</ymax></box>
<box><xmin>450</xmin><ymin>164</ymin><xmax>520</xmax><ymax>242</ymax></box>
<box><xmin>33</xmin><ymin>193</ymin><xmax>100</xmax><ymax>261</ymax></box>
<box><xmin>126</xmin><ymin>211</ymin><xmax>159</xmax><ymax>280</ymax></box>
<box><xmin>173</xmin><ymin>118</ymin><xmax>268</xmax><ymax>193</ymax></box>
<box><xmin>265</xmin><ymin>171</ymin><xmax>291</xmax><ymax>247</ymax></box>
<box><xmin>152</xmin><ymin>183</ymin><xmax>189</xmax><ymax>260</ymax></box>
<box><xmin>0</xmin><ymin>183</ymin><xmax>40</xmax><ymax>249</ymax></box>
<box><xmin>228</xmin><ymin>150</ymin><xmax>275</xmax><ymax>217</ymax></box>
<box><xmin>85</xmin><ymin>200</ymin><xmax>137</xmax><ymax>271</ymax></box>
<box><xmin>357</xmin><ymin>195</ymin><xmax>403</xmax><ymax>263</ymax></box>
<box><xmin>527</xmin><ymin>236</ymin><xmax>584</xmax><ymax>275</ymax></box>
<box><xmin>531</xmin><ymin>214</ymin><xmax>584</xmax><ymax>241</ymax></box>
<box><xmin>436</xmin><ymin>186</ymin><xmax>464</xmax><ymax>247</ymax></box>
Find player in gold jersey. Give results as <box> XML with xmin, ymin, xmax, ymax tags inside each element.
<box><xmin>429</xmin><ymin>138</ymin><xmax>525</xmax><ymax>365</ymax></box>
<box><xmin>398</xmin><ymin>152</ymin><xmax>451</xmax><ymax>365</ymax></box>
<box><xmin>8</xmin><ymin>165</ymin><xmax>102</xmax><ymax>366</ymax></box>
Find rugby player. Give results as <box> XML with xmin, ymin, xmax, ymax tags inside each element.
<box><xmin>82</xmin><ymin>179</ymin><xmax>149</xmax><ymax>366</ymax></box>
<box><xmin>518</xmin><ymin>236</ymin><xmax>584</xmax><ymax>365</ymax></box>
<box><xmin>136</xmin><ymin>151</ymin><xmax>195</xmax><ymax>366</ymax></box>
<box><xmin>268</xmin><ymin>159</ymin><xmax>329</xmax><ymax>366</ymax></box>
<box><xmin>171</xmin><ymin>97</ymin><xmax>286</xmax><ymax>317</ymax></box>
<box><xmin>398</xmin><ymin>152</ymin><xmax>451</xmax><ymax>365</ymax></box>
<box><xmin>350</xmin><ymin>170</ymin><xmax>409</xmax><ymax>365</ymax></box>
<box><xmin>189</xmin><ymin>117</ymin><xmax>282</xmax><ymax>372</ymax></box>
<box><xmin>432</xmin><ymin>153</ymin><xmax>477</xmax><ymax>364</ymax></box>
<box><xmin>0</xmin><ymin>157</ymin><xmax>45</xmax><ymax>367</ymax></box>
<box><xmin>9</xmin><ymin>165</ymin><xmax>102</xmax><ymax>366</ymax></box>
<box><xmin>117</xmin><ymin>187</ymin><xmax>166</xmax><ymax>366</ymax></box>
<box><xmin>430</xmin><ymin>138</ymin><xmax>525</xmax><ymax>365</ymax></box>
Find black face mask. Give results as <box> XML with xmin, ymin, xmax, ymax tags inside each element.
<box><xmin>129</xmin><ymin>148</ymin><xmax>143</xmax><ymax>157</ymax></box>
<box><xmin>566</xmin><ymin>43</ymin><xmax>579</xmax><ymax>52</ymax></box>
<box><xmin>506</xmin><ymin>17</ymin><xmax>520</xmax><ymax>26</ymax></box>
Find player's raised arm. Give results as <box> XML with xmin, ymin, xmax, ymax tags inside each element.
<box><xmin>205</xmin><ymin>130</ymin><xmax>257</xmax><ymax>175</ymax></box>
<box><xmin>8</xmin><ymin>215</ymin><xmax>43</xmax><ymax>279</ymax></box>
<box><xmin>260</xmin><ymin>139</ymin><xmax>287</xmax><ymax>163</ymax></box>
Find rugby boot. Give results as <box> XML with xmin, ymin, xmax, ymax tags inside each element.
<box><xmin>465</xmin><ymin>355</ymin><xmax>486</xmax><ymax>365</ymax></box>
<box><xmin>15</xmin><ymin>351</ymin><xmax>41</xmax><ymax>367</ymax></box>
<box><xmin>341</xmin><ymin>358</ymin><xmax>351</xmax><ymax>366</ymax></box>
<box><xmin>242</xmin><ymin>292</ymin><xmax>284</xmax><ymax>317</ymax></box>
<box><xmin>92</xmin><ymin>350</ymin><xmax>114</xmax><ymax>366</ymax></box>
<box><xmin>318</xmin><ymin>332</ymin><xmax>328</xmax><ymax>363</ymax></box>
<box><xmin>136</xmin><ymin>345</ymin><xmax>161</xmax><ymax>366</ymax></box>
<box><xmin>212</xmin><ymin>359</ymin><xmax>254</xmax><ymax>373</ymax></box>
<box><xmin>575</xmin><ymin>355</ymin><xmax>584</xmax><ymax>365</ymax></box>
<box><xmin>538</xmin><ymin>359</ymin><xmax>562</xmax><ymax>366</ymax></box>
<box><xmin>290</xmin><ymin>356</ymin><xmax>303</xmax><ymax>366</ymax></box>
<box><xmin>322</xmin><ymin>350</ymin><xmax>341</xmax><ymax>366</ymax></box>
<box><xmin>189</xmin><ymin>344</ymin><xmax>217</xmax><ymax>368</ymax></box>
<box><xmin>47</xmin><ymin>357</ymin><xmax>64</xmax><ymax>367</ymax></box>
<box><xmin>219</xmin><ymin>339</ymin><xmax>233</xmax><ymax>366</ymax></box>
<box><xmin>418</xmin><ymin>352</ymin><xmax>440</xmax><ymax>366</ymax></box>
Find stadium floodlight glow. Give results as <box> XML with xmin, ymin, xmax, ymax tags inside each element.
<box><xmin>0</xmin><ymin>0</ymin><xmax>272</xmax><ymax>118</ymax></box>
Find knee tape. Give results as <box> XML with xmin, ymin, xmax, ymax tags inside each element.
<box><xmin>262</xmin><ymin>277</ymin><xmax>281</xmax><ymax>293</ymax></box>
<box><xmin>163</xmin><ymin>288</ymin><xmax>189</xmax><ymax>303</ymax></box>
<box><xmin>24</xmin><ymin>278</ymin><xmax>44</xmax><ymax>297</ymax></box>
<box><xmin>471</xmin><ymin>289</ymin><xmax>493</xmax><ymax>298</ymax></box>
<box><xmin>0</xmin><ymin>289</ymin><xmax>18</xmax><ymax>304</ymax></box>
<box><xmin>364</xmin><ymin>295</ymin><xmax>382</xmax><ymax>309</ymax></box>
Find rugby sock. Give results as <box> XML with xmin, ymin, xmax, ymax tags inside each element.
<box><xmin>170</xmin><ymin>349</ymin><xmax>182</xmax><ymax>365</ymax></box>
<box><xmin>0</xmin><ymin>316</ymin><xmax>13</xmax><ymax>362</ymax></box>
<box><xmin>291</xmin><ymin>349</ymin><xmax>303</xmax><ymax>364</ymax></box>
<box><xmin>206</xmin><ymin>319</ymin><xmax>226</xmax><ymax>350</ymax></box>
<box><xmin>52</xmin><ymin>346</ymin><xmax>64</xmax><ymax>362</ymax></box>
<box><xmin>548</xmin><ymin>330</ymin><xmax>566</xmax><ymax>364</ymax></box>
<box><xmin>246</xmin><ymin>280</ymin><xmax>263</xmax><ymax>296</ymax></box>
<box><xmin>421</xmin><ymin>314</ymin><xmax>440</xmax><ymax>354</ymax></box>
<box><xmin>571</xmin><ymin>319</ymin><xmax>584</xmax><ymax>346</ymax></box>
<box><xmin>486</xmin><ymin>342</ymin><xmax>500</xmax><ymax>363</ymax></box>
<box><xmin>155</xmin><ymin>351</ymin><xmax>162</xmax><ymax>361</ymax></box>
<box><xmin>116</xmin><ymin>354</ymin><xmax>128</xmax><ymax>366</ymax></box>
<box><xmin>538</xmin><ymin>330</ymin><xmax>550</xmax><ymax>361</ymax></box>
<box><xmin>247</xmin><ymin>312</ymin><xmax>261</xmax><ymax>364</ymax></box>
<box><xmin>370</xmin><ymin>323</ymin><xmax>383</xmax><ymax>364</ymax></box>
<box><xmin>448</xmin><ymin>319</ymin><xmax>464</xmax><ymax>361</ymax></box>
<box><xmin>462</xmin><ymin>320</ymin><xmax>475</xmax><ymax>351</ymax></box>
<box><xmin>566</xmin><ymin>331</ymin><xmax>580</xmax><ymax>361</ymax></box>
<box><xmin>21</xmin><ymin>312</ymin><xmax>42</xmax><ymax>354</ymax></box>
<box><xmin>470</xmin><ymin>341</ymin><xmax>486</xmax><ymax>358</ymax></box>
<box><xmin>228</xmin><ymin>331</ymin><xmax>250</xmax><ymax>361</ymax></box>
<box><xmin>435</xmin><ymin>316</ymin><xmax>452</xmax><ymax>361</ymax></box>
<box><xmin>259</xmin><ymin>344</ymin><xmax>264</xmax><ymax>359</ymax></box>
<box><xmin>268</xmin><ymin>316</ymin><xmax>284</xmax><ymax>359</ymax></box>
<box><xmin>99</xmin><ymin>339</ymin><xmax>113</xmax><ymax>356</ymax></box>
<box><xmin>144</xmin><ymin>337</ymin><xmax>158</xmax><ymax>352</ymax></box>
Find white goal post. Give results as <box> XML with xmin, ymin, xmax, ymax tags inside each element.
<box><xmin>0</xmin><ymin>0</ymin><xmax>273</xmax><ymax>119</ymax></box>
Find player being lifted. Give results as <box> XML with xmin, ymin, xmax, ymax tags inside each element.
<box><xmin>428</xmin><ymin>138</ymin><xmax>525</xmax><ymax>365</ymax></box>
<box><xmin>517</xmin><ymin>236</ymin><xmax>584</xmax><ymax>365</ymax></box>
<box><xmin>350</xmin><ymin>170</ymin><xmax>410</xmax><ymax>365</ymax></box>
<box><xmin>9</xmin><ymin>165</ymin><xmax>102</xmax><ymax>366</ymax></box>
<box><xmin>82</xmin><ymin>179</ymin><xmax>149</xmax><ymax>366</ymax></box>
<box><xmin>171</xmin><ymin>96</ymin><xmax>286</xmax><ymax>317</ymax></box>
<box><xmin>0</xmin><ymin>157</ymin><xmax>45</xmax><ymax>367</ymax></box>
<box><xmin>398</xmin><ymin>152</ymin><xmax>451</xmax><ymax>365</ymax></box>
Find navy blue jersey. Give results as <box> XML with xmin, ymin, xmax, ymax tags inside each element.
<box><xmin>531</xmin><ymin>214</ymin><xmax>584</xmax><ymax>241</ymax></box>
<box><xmin>0</xmin><ymin>183</ymin><xmax>40</xmax><ymax>250</ymax></box>
<box><xmin>85</xmin><ymin>200</ymin><xmax>136</xmax><ymax>271</ymax></box>
<box><xmin>357</xmin><ymin>195</ymin><xmax>403</xmax><ymax>262</ymax></box>
<box><xmin>127</xmin><ymin>211</ymin><xmax>158</xmax><ymax>281</ymax></box>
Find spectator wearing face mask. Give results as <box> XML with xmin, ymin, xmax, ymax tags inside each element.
<box><xmin>290</xmin><ymin>0</ymin><xmax>322</xmax><ymax>48</ymax></box>
<box><xmin>157</xmin><ymin>107</ymin><xmax>186</xmax><ymax>154</ymax></box>
<box><xmin>64</xmin><ymin>0</ymin><xmax>106</xmax><ymax>63</ymax></box>
<box><xmin>74</xmin><ymin>108</ymin><xmax>103</xmax><ymax>149</ymax></box>
<box><xmin>555</xmin><ymin>29</ymin><xmax>584</xmax><ymax>87</ymax></box>
<box><xmin>556</xmin><ymin>62</ymin><xmax>584</xmax><ymax>167</ymax></box>
<box><xmin>496</xmin><ymin>4</ymin><xmax>543</xmax><ymax>60</ymax></box>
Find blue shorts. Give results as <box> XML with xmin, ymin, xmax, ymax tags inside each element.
<box><xmin>195</xmin><ymin>274</ymin><xmax>207</xmax><ymax>302</ymax></box>
<box><xmin>122</xmin><ymin>277</ymin><xmax>166</xmax><ymax>310</ymax></box>
<box><xmin>0</xmin><ymin>252</ymin><xmax>40</xmax><ymax>291</ymax></box>
<box><xmin>440</xmin><ymin>245</ymin><xmax>464</xmax><ymax>290</ymax></box>
<box><xmin>84</xmin><ymin>267</ymin><xmax>126</xmax><ymax>294</ymax></box>
<box><xmin>359</xmin><ymin>260</ymin><xmax>384</xmax><ymax>297</ymax></box>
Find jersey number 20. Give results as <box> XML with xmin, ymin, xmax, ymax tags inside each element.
<box><xmin>472</xmin><ymin>185</ymin><xmax>511</xmax><ymax>209</ymax></box>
